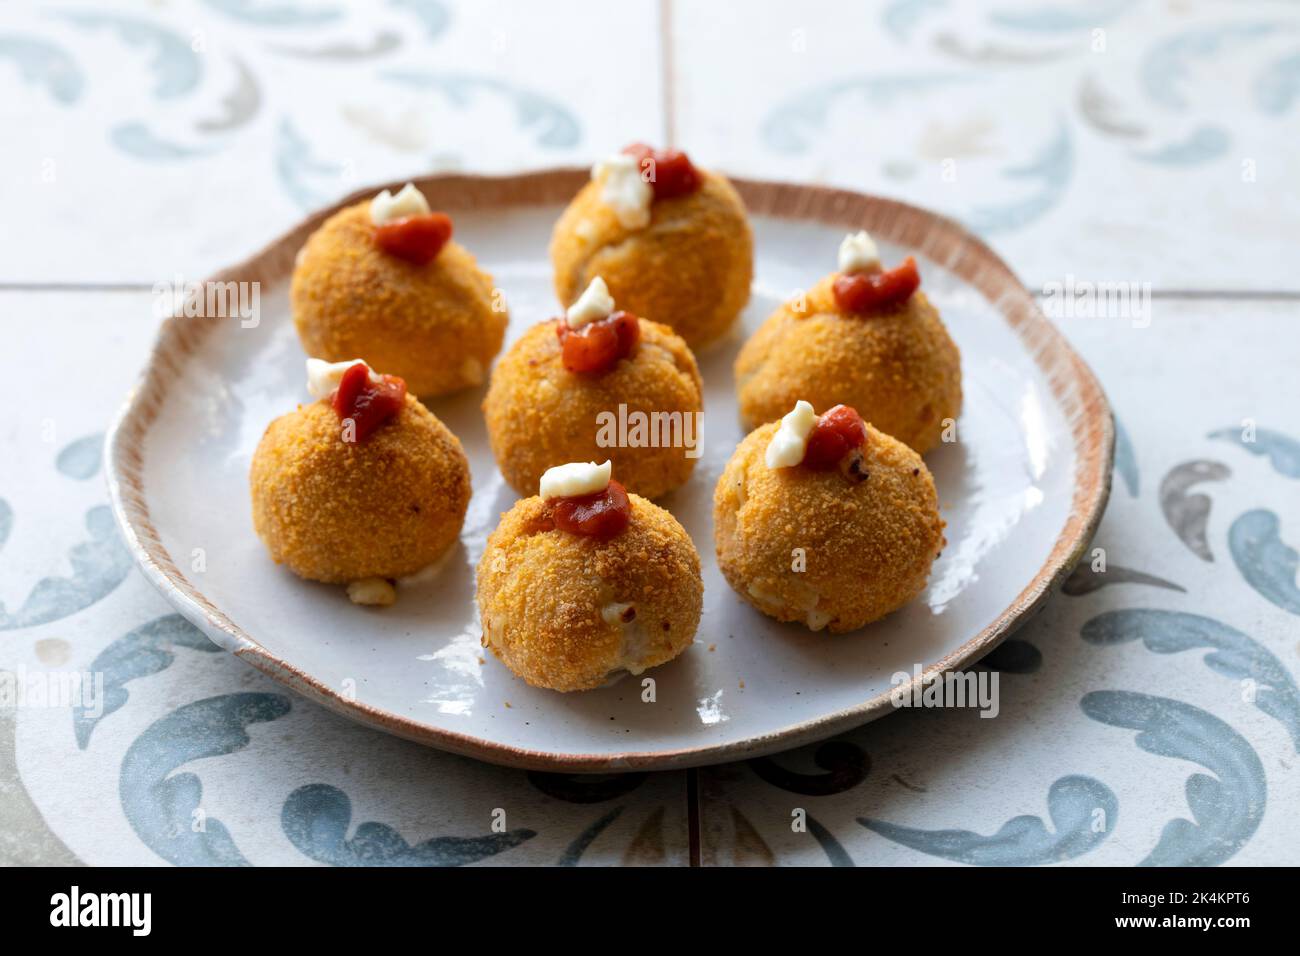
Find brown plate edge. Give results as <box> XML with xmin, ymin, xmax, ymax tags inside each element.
<box><xmin>104</xmin><ymin>167</ymin><xmax>1114</xmax><ymax>773</ymax></box>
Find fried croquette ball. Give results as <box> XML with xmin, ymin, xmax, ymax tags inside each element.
<box><xmin>250</xmin><ymin>394</ymin><xmax>470</xmax><ymax>584</ymax></box>
<box><xmin>476</xmin><ymin>494</ymin><xmax>703</xmax><ymax>692</ymax></box>
<box><xmin>550</xmin><ymin>171</ymin><xmax>753</xmax><ymax>348</ymax></box>
<box><xmin>735</xmin><ymin>276</ymin><xmax>961</xmax><ymax>454</ymax></box>
<box><xmin>713</xmin><ymin>421</ymin><xmax>945</xmax><ymax>632</ymax></box>
<box><xmin>291</xmin><ymin>199</ymin><xmax>506</xmax><ymax>397</ymax></box>
<box><xmin>483</xmin><ymin>318</ymin><xmax>703</xmax><ymax>499</ymax></box>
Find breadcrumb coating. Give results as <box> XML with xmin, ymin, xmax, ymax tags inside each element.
<box><xmin>550</xmin><ymin>171</ymin><xmax>753</xmax><ymax>348</ymax></box>
<box><xmin>291</xmin><ymin>200</ymin><xmax>507</xmax><ymax>397</ymax></box>
<box><xmin>483</xmin><ymin>318</ymin><xmax>703</xmax><ymax>499</ymax></box>
<box><xmin>476</xmin><ymin>493</ymin><xmax>703</xmax><ymax>692</ymax></box>
<box><xmin>250</xmin><ymin>394</ymin><xmax>470</xmax><ymax>583</ymax></box>
<box><xmin>713</xmin><ymin>422</ymin><xmax>945</xmax><ymax>633</ymax></box>
<box><xmin>735</xmin><ymin>278</ymin><xmax>961</xmax><ymax>454</ymax></box>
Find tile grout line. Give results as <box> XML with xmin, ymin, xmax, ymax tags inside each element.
<box><xmin>686</xmin><ymin>766</ymin><xmax>701</xmax><ymax>867</ymax></box>
<box><xmin>0</xmin><ymin>282</ymin><xmax>157</xmax><ymax>292</ymax></box>
<box><xmin>657</xmin><ymin>3</ymin><xmax>699</xmax><ymax>868</ymax></box>
<box><xmin>659</xmin><ymin>0</ymin><xmax>677</xmax><ymax>148</ymax></box>
<box><xmin>4</xmin><ymin>282</ymin><xmax>1300</xmax><ymax>302</ymax></box>
<box><xmin>1141</xmin><ymin>290</ymin><xmax>1300</xmax><ymax>300</ymax></box>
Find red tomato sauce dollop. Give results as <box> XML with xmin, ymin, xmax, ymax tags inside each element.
<box><xmin>374</xmin><ymin>213</ymin><xmax>453</xmax><ymax>265</ymax></box>
<box><xmin>555</xmin><ymin>311</ymin><xmax>640</xmax><ymax>375</ymax></box>
<box><xmin>622</xmin><ymin>143</ymin><xmax>701</xmax><ymax>200</ymax></box>
<box><xmin>332</xmin><ymin>363</ymin><xmax>407</xmax><ymax>441</ymax></box>
<box><xmin>549</xmin><ymin>479</ymin><xmax>632</xmax><ymax>540</ymax></box>
<box><xmin>832</xmin><ymin>257</ymin><xmax>920</xmax><ymax>315</ymax></box>
<box><xmin>801</xmin><ymin>404</ymin><xmax>867</xmax><ymax>471</ymax></box>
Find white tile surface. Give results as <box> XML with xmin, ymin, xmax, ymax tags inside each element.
<box><xmin>0</xmin><ymin>0</ymin><xmax>663</xmax><ymax>283</ymax></box>
<box><xmin>2</xmin><ymin>0</ymin><xmax>1297</xmax><ymax>867</ymax></box>
<box><xmin>670</xmin><ymin>0</ymin><xmax>1300</xmax><ymax>291</ymax></box>
<box><xmin>700</xmin><ymin>298</ymin><xmax>1300</xmax><ymax>865</ymax></box>
<box><xmin>0</xmin><ymin>288</ymin><xmax>688</xmax><ymax>867</ymax></box>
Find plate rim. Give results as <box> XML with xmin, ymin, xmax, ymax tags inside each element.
<box><xmin>105</xmin><ymin>167</ymin><xmax>1114</xmax><ymax>772</ymax></box>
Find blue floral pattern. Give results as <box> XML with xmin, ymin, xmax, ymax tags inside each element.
<box><xmin>2</xmin><ymin>0</ymin><xmax>1296</xmax><ymax>867</ymax></box>
<box><xmin>860</xmin><ymin>775</ymin><xmax>1118</xmax><ymax>866</ymax></box>
<box><xmin>282</xmin><ymin>784</ymin><xmax>535</xmax><ymax>866</ymax></box>
<box><xmin>1081</xmin><ymin>692</ymin><xmax>1265</xmax><ymax>867</ymax></box>
<box><xmin>120</xmin><ymin>693</ymin><xmax>293</xmax><ymax>866</ymax></box>
<box><xmin>0</xmin><ymin>506</ymin><xmax>131</xmax><ymax>630</ymax></box>
<box><xmin>1083</xmin><ymin>609</ymin><xmax>1300</xmax><ymax>751</ymax></box>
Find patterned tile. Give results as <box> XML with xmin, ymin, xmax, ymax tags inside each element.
<box><xmin>0</xmin><ymin>0</ymin><xmax>664</xmax><ymax>283</ymax></box>
<box><xmin>0</xmin><ymin>289</ymin><xmax>688</xmax><ymax>866</ymax></box>
<box><xmin>4</xmin><ymin>2</ymin><xmax>1298</xmax><ymax>868</ymax></box>
<box><xmin>14</xmin><ymin>590</ymin><xmax>690</xmax><ymax>866</ymax></box>
<box><xmin>699</xmin><ymin>298</ymin><xmax>1300</xmax><ymax>866</ymax></box>
<box><xmin>669</xmin><ymin>0</ymin><xmax>1300</xmax><ymax>291</ymax></box>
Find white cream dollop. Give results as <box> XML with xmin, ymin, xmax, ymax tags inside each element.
<box><xmin>592</xmin><ymin>154</ymin><xmax>652</xmax><ymax>230</ymax></box>
<box><xmin>347</xmin><ymin>577</ymin><xmax>396</xmax><ymax>606</ymax></box>
<box><xmin>540</xmin><ymin>460</ymin><xmax>612</xmax><ymax>499</ymax></box>
<box><xmin>306</xmin><ymin>358</ymin><xmax>381</xmax><ymax>399</ymax></box>
<box><xmin>369</xmin><ymin>183</ymin><xmax>431</xmax><ymax>225</ymax></box>
<box><xmin>838</xmin><ymin>230</ymin><xmax>881</xmax><ymax>274</ymax></box>
<box><xmin>765</xmin><ymin>400</ymin><xmax>818</xmax><ymax>469</ymax></box>
<box><xmin>565</xmin><ymin>276</ymin><xmax>616</xmax><ymax>328</ymax></box>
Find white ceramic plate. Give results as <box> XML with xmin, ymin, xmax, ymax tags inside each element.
<box><xmin>106</xmin><ymin>170</ymin><xmax>1112</xmax><ymax>771</ymax></box>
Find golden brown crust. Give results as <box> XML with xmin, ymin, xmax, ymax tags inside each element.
<box><xmin>483</xmin><ymin>318</ymin><xmax>703</xmax><ymax>499</ymax></box>
<box><xmin>713</xmin><ymin>422</ymin><xmax>945</xmax><ymax>633</ymax></box>
<box><xmin>476</xmin><ymin>493</ymin><xmax>703</xmax><ymax>692</ymax></box>
<box><xmin>550</xmin><ymin>171</ymin><xmax>753</xmax><ymax>348</ymax></box>
<box><xmin>735</xmin><ymin>279</ymin><xmax>962</xmax><ymax>454</ymax></box>
<box><xmin>291</xmin><ymin>201</ymin><xmax>507</xmax><ymax>397</ymax></box>
<box><xmin>250</xmin><ymin>394</ymin><xmax>470</xmax><ymax>582</ymax></box>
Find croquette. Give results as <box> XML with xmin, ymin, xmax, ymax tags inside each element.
<box><xmin>713</xmin><ymin>421</ymin><xmax>945</xmax><ymax>632</ymax></box>
<box><xmin>735</xmin><ymin>276</ymin><xmax>961</xmax><ymax>454</ymax></box>
<box><xmin>483</xmin><ymin>318</ymin><xmax>703</xmax><ymax>499</ymax></box>
<box><xmin>291</xmin><ymin>200</ymin><xmax>506</xmax><ymax>397</ymax></box>
<box><xmin>550</xmin><ymin>172</ymin><xmax>753</xmax><ymax>348</ymax></box>
<box><xmin>476</xmin><ymin>493</ymin><xmax>703</xmax><ymax>691</ymax></box>
<box><xmin>250</xmin><ymin>393</ymin><xmax>470</xmax><ymax>583</ymax></box>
